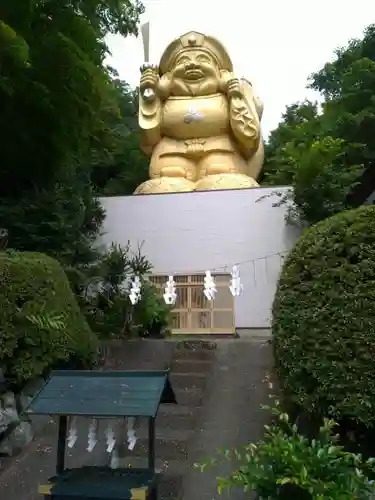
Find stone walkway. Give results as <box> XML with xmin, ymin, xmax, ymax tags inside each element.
<box><xmin>181</xmin><ymin>338</ymin><xmax>272</xmax><ymax>500</ymax></box>
<box><xmin>0</xmin><ymin>337</ymin><xmax>272</xmax><ymax>500</ymax></box>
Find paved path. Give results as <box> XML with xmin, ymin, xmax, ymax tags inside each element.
<box><xmin>181</xmin><ymin>338</ymin><xmax>272</xmax><ymax>500</ymax></box>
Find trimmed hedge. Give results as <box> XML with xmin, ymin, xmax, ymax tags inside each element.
<box><xmin>0</xmin><ymin>251</ymin><xmax>98</xmax><ymax>388</ymax></box>
<box><xmin>273</xmin><ymin>205</ymin><xmax>375</xmax><ymax>426</ymax></box>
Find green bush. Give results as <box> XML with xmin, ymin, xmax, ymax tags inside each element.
<box><xmin>197</xmin><ymin>397</ymin><xmax>375</xmax><ymax>499</ymax></box>
<box><xmin>79</xmin><ymin>243</ymin><xmax>153</xmax><ymax>338</ymax></box>
<box><xmin>78</xmin><ymin>243</ymin><xmax>171</xmax><ymax>339</ymax></box>
<box><xmin>132</xmin><ymin>281</ymin><xmax>172</xmax><ymax>337</ymax></box>
<box><xmin>0</xmin><ymin>251</ymin><xmax>98</xmax><ymax>388</ymax></box>
<box><xmin>273</xmin><ymin>205</ymin><xmax>375</xmax><ymax>426</ymax></box>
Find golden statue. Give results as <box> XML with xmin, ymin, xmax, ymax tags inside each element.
<box><xmin>134</xmin><ymin>30</ymin><xmax>264</xmax><ymax>195</ymax></box>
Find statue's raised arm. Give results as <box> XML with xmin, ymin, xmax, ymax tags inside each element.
<box><xmin>135</xmin><ymin>31</ymin><xmax>264</xmax><ymax>195</ymax></box>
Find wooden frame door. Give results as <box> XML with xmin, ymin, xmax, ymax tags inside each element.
<box><xmin>149</xmin><ymin>274</ymin><xmax>235</xmax><ymax>335</ymax></box>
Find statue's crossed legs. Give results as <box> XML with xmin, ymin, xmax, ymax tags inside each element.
<box><xmin>134</xmin><ymin>142</ymin><xmax>259</xmax><ymax>194</ymax></box>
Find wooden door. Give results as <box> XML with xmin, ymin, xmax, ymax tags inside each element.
<box><xmin>149</xmin><ymin>274</ymin><xmax>235</xmax><ymax>335</ymax></box>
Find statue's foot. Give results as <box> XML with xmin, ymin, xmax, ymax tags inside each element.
<box><xmin>134</xmin><ymin>177</ymin><xmax>196</xmax><ymax>195</ymax></box>
<box><xmin>195</xmin><ymin>173</ymin><xmax>259</xmax><ymax>191</ymax></box>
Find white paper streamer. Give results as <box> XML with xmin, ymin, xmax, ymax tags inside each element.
<box><xmin>127</xmin><ymin>417</ymin><xmax>137</xmax><ymax>451</ymax></box>
<box><xmin>67</xmin><ymin>416</ymin><xmax>78</xmax><ymax>449</ymax></box>
<box><xmin>203</xmin><ymin>271</ymin><xmax>217</xmax><ymax>301</ymax></box>
<box><xmin>129</xmin><ymin>276</ymin><xmax>142</xmax><ymax>305</ymax></box>
<box><xmin>87</xmin><ymin>418</ymin><xmax>98</xmax><ymax>452</ymax></box>
<box><xmin>163</xmin><ymin>276</ymin><xmax>177</xmax><ymax>305</ymax></box>
<box><xmin>229</xmin><ymin>265</ymin><xmax>244</xmax><ymax>297</ymax></box>
<box><xmin>105</xmin><ymin>424</ymin><xmax>116</xmax><ymax>453</ymax></box>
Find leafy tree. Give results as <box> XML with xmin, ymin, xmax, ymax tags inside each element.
<box><xmin>1</xmin><ymin>167</ymin><xmax>105</xmax><ymax>267</ymax></box>
<box><xmin>290</xmin><ymin>137</ymin><xmax>362</xmax><ymax>225</ymax></box>
<box><xmin>0</xmin><ymin>0</ymin><xmax>144</xmax><ymax>265</ymax></box>
<box><xmin>263</xmin><ymin>133</ymin><xmax>362</xmax><ymax>226</ymax></box>
<box><xmin>261</xmin><ymin>100</ymin><xmax>321</xmax><ymax>186</ymax></box>
<box><xmin>262</xmin><ymin>25</ymin><xmax>375</xmax><ymax>225</ymax></box>
<box><xmin>0</xmin><ymin>0</ymin><xmax>143</xmax><ymax>195</ymax></box>
<box><xmin>91</xmin><ymin>80</ymin><xmax>149</xmax><ymax>195</ymax></box>
<box><xmin>310</xmin><ymin>24</ymin><xmax>375</xmax><ymax>167</ymax></box>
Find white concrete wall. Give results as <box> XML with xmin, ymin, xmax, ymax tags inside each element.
<box><xmin>98</xmin><ymin>187</ymin><xmax>300</xmax><ymax>329</ymax></box>
<box><xmin>365</xmin><ymin>191</ymin><xmax>375</xmax><ymax>204</ymax></box>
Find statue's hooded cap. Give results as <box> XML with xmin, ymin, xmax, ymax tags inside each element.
<box><xmin>159</xmin><ymin>31</ymin><xmax>233</xmax><ymax>75</ymax></box>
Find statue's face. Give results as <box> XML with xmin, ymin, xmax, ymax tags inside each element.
<box><xmin>169</xmin><ymin>49</ymin><xmax>221</xmax><ymax>96</ymax></box>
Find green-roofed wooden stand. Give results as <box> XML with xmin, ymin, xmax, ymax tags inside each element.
<box><xmin>25</xmin><ymin>370</ymin><xmax>177</xmax><ymax>500</ymax></box>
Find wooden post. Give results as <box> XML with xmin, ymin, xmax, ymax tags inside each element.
<box><xmin>148</xmin><ymin>417</ymin><xmax>155</xmax><ymax>471</ymax></box>
<box><xmin>56</xmin><ymin>416</ymin><xmax>67</xmax><ymax>475</ymax></box>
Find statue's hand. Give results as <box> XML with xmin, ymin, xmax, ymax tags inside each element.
<box><xmin>226</xmin><ymin>78</ymin><xmax>243</xmax><ymax>98</ymax></box>
<box><xmin>140</xmin><ymin>64</ymin><xmax>160</xmax><ymax>101</ymax></box>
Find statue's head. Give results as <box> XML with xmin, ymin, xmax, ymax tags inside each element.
<box><xmin>159</xmin><ymin>31</ymin><xmax>233</xmax><ymax>97</ymax></box>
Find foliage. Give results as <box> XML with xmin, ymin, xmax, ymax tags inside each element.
<box><xmin>261</xmin><ymin>100</ymin><xmax>322</xmax><ymax>187</ymax></box>
<box><xmin>0</xmin><ymin>251</ymin><xmax>98</xmax><ymax>389</ymax></box>
<box><xmin>25</xmin><ymin>310</ymin><xmax>67</xmax><ymax>332</ymax></box>
<box><xmin>272</xmin><ymin>205</ymin><xmax>375</xmax><ymax>427</ymax></box>
<box><xmin>310</xmin><ymin>25</ymin><xmax>375</xmax><ymax>167</ymax></box>
<box><xmin>78</xmin><ymin>243</ymin><xmax>160</xmax><ymax>338</ymax></box>
<box><xmin>0</xmin><ymin>0</ymin><xmax>144</xmax><ymax>197</ymax></box>
<box><xmin>260</xmin><ymin>136</ymin><xmax>362</xmax><ymax>226</ymax></box>
<box><xmin>0</xmin><ymin>1</ymin><xmax>153</xmax><ymax>377</ymax></box>
<box><xmin>0</xmin><ymin>0</ymin><xmax>144</xmax><ymax>280</ymax></box>
<box><xmin>261</xmin><ymin>24</ymin><xmax>375</xmax><ymax>225</ymax></box>
<box><xmin>91</xmin><ymin>80</ymin><xmax>149</xmax><ymax>196</ymax></box>
<box><xmin>289</xmin><ymin>137</ymin><xmax>362</xmax><ymax>225</ymax></box>
<box><xmin>196</xmin><ymin>396</ymin><xmax>375</xmax><ymax>500</ymax></box>
<box><xmin>132</xmin><ymin>281</ymin><xmax>172</xmax><ymax>337</ymax></box>
<box><xmin>1</xmin><ymin>169</ymin><xmax>105</xmax><ymax>268</ymax></box>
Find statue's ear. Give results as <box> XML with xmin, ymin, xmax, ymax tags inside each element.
<box><xmin>160</xmin><ymin>72</ymin><xmax>171</xmax><ymax>83</ymax></box>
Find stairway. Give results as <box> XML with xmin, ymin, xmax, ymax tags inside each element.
<box><xmin>112</xmin><ymin>340</ymin><xmax>217</xmax><ymax>499</ymax></box>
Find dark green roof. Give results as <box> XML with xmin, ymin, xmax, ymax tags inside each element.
<box><xmin>25</xmin><ymin>370</ymin><xmax>176</xmax><ymax>418</ymax></box>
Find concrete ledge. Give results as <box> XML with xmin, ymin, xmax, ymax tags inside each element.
<box><xmin>236</xmin><ymin>328</ymin><xmax>271</xmax><ymax>339</ymax></box>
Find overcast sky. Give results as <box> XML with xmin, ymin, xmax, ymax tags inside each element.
<box><xmin>105</xmin><ymin>0</ymin><xmax>375</xmax><ymax>136</ymax></box>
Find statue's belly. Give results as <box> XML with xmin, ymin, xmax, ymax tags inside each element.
<box><xmin>162</xmin><ymin>94</ymin><xmax>229</xmax><ymax>139</ymax></box>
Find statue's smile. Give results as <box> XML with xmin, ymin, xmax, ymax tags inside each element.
<box><xmin>184</xmin><ymin>69</ymin><xmax>204</xmax><ymax>81</ymax></box>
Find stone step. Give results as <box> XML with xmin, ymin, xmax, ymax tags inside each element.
<box><xmin>170</xmin><ymin>372</ymin><xmax>208</xmax><ymax>390</ymax></box>
<box><xmin>173</xmin><ymin>349</ymin><xmax>216</xmax><ymax>362</ymax></box>
<box><xmin>173</xmin><ymin>351</ymin><xmax>215</xmax><ymax>363</ymax></box>
<box><xmin>157</xmin><ymin>473</ymin><xmax>183</xmax><ymax>500</ymax></box>
<box><xmin>110</xmin><ymin>457</ymin><xmax>185</xmax><ymax>500</ymax></box>
<box><xmin>118</xmin><ymin>456</ymin><xmax>188</xmax><ymax>475</ymax></box>
<box><xmin>155</xmin><ymin>408</ymin><xmax>196</xmax><ymax>431</ymax></box>
<box><xmin>171</xmin><ymin>359</ymin><xmax>214</xmax><ymax>374</ymax></box>
<box><xmin>98</xmin><ymin>340</ymin><xmax>175</xmax><ymax>371</ymax></box>
<box><xmin>133</xmin><ymin>428</ymin><xmax>192</xmax><ymax>443</ymax></box>
<box><xmin>124</xmin><ymin>436</ymin><xmax>188</xmax><ymax>461</ymax></box>
<box><xmin>174</xmin><ymin>388</ymin><xmax>204</xmax><ymax>407</ymax></box>
<box><xmin>92</xmin><ymin>406</ymin><xmax>199</xmax><ymax>438</ymax></box>
<box><xmin>175</xmin><ymin>340</ymin><xmax>217</xmax><ymax>350</ymax></box>
<box><xmin>158</xmin><ymin>403</ymin><xmax>195</xmax><ymax>417</ymax></box>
